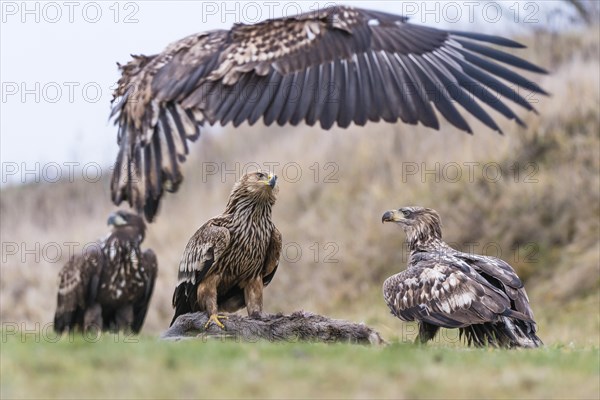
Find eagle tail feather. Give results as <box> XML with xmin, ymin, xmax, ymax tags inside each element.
<box><xmin>502</xmin><ymin>316</ymin><xmax>543</xmax><ymax>348</ymax></box>
<box><xmin>417</xmin><ymin>322</ymin><xmax>440</xmax><ymax>344</ymax></box>
<box><xmin>459</xmin><ymin>317</ymin><xmax>542</xmax><ymax>349</ymax></box>
<box><xmin>53</xmin><ymin>306</ymin><xmax>85</xmax><ymax>334</ymax></box>
<box><xmin>170</xmin><ymin>282</ymin><xmax>196</xmax><ymax>326</ymax></box>
<box><xmin>53</xmin><ymin>312</ymin><xmax>73</xmax><ymax>334</ymax></box>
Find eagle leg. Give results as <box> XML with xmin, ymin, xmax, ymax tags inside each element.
<box><xmin>204</xmin><ymin>314</ymin><xmax>228</xmax><ymax>330</ymax></box>
<box><xmin>197</xmin><ymin>275</ymin><xmax>226</xmax><ymax>329</ymax></box>
<box><xmin>415</xmin><ymin>322</ymin><xmax>440</xmax><ymax>345</ymax></box>
<box><xmin>114</xmin><ymin>305</ymin><xmax>134</xmax><ymax>333</ymax></box>
<box><xmin>83</xmin><ymin>303</ymin><xmax>103</xmax><ymax>334</ymax></box>
<box><xmin>244</xmin><ymin>276</ymin><xmax>264</xmax><ymax>317</ymax></box>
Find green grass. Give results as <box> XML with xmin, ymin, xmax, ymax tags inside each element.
<box><xmin>1</xmin><ymin>333</ymin><xmax>598</xmax><ymax>399</ymax></box>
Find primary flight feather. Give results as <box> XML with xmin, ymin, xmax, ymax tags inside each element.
<box><xmin>110</xmin><ymin>5</ymin><xmax>548</xmax><ymax>222</ymax></box>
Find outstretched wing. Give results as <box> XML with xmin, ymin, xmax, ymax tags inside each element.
<box><xmin>54</xmin><ymin>246</ymin><xmax>104</xmax><ymax>333</ymax></box>
<box><xmin>111</xmin><ymin>5</ymin><xmax>548</xmax><ymax>221</ymax></box>
<box><xmin>383</xmin><ymin>254</ymin><xmax>531</xmax><ymax>329</ymax></box>
<box><xmin>170</xmin><ymin>218</ymin><xmax>231</xmax><ymax>324</ymax></box>
<box><xmin>131</xmin><ymin>249</ymin><xmax>158</xmax><ymax>333</ymax></box>
<box><xmin>110</xmin><ymin>34</ymin><xmax>226</xmax><ymax>221</ymax></box>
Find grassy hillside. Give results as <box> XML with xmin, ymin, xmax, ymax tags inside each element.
<box><xmin>0</xmin><ymin>27</ymin><xmax>599</xmax><ymax>399</ymax></box>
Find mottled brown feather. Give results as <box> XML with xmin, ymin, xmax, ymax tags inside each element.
<box><xmin>171</xmin><ymin>171</ymin><xmax>281</xmax><ymax>325</ymax></box>
<box><xmin>54</xmin><ymin>211</ymin><xmax>157</xmax><ymax>334</ymax></box>
<box><xmin>54</xmin><ymin>244</ymin><xmax>104</xmax><ymax>333</ymax></box>
<box><xmin>110</xmin><ymin>6</ymin><xmax>548</xmax><ymax>222</ymax></box>
<box><xmin>382</xmin><ymin>206</ymin><xmax>542</xmax><ymax>348</ymax></box>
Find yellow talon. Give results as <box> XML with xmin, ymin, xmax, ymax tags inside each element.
<box><xmin>204</xmin><ymin>314</ymin><xmax>228</xmax><ymax>330</ymax></box>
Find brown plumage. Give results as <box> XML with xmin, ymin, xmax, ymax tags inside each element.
<box><xmin>381</xmin><ymin>206</ymin><xmax>542</xmax><ymax>348</ymax></box>
<box><xmin>110</xmin><ymin>5</ymin><xmax>548</xmax><ymax>221</ymax></box>
<box><xmin>171</xmin><ymin>171</ymin><xmax>282</xmax><ymax>328</ymax></box>
<box><xmin>54</xmin><ymin>211</ymin><xmax>158</xmax><ymax>334</ymax></box>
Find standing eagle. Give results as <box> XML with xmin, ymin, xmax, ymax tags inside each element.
<box><xmin>381</xmin><ymin>207</ymin><xmax>542</xmax><ymax>348</ymax></box>
<box><xmin>171</xmin><ymin>171</ymin><xmax>281</xmax><ymax>328</ymax></box>
<box><xmin>54</xmin><ymin>211</ymin><xmax>158</xmax><ymax>334</ymax></box>
<box><xmin>110</xmin><ymin>5</ymin><xmax>548</xmax><ymax>221</ymax></box>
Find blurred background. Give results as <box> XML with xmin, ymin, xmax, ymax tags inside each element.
<box><xmin>1</xmin><ymin>0</ymin><xmax>598</xmax><ymax>347</ymax></box>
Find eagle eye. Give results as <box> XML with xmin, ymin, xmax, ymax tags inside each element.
<box><xmin>257</xmin><ymin>172</ymin><xmax>266</xmax><ymax>179</ymax></box>
<box><xmin>401</xmin><ymin>209</ymin><xmax>411</xmax><ymax>218</ymax></box>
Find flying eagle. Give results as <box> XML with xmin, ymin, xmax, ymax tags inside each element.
<box><xmin>381</xmin><ymin>207</ymin><xmax>542</xmax><ymax>348</ymax></box>
<box><xmin>54</xmin><ymin>211</ymin><xmax>158</xmax><ymax>334</ymax></box>
<box><xmin>110</xmin><ymin>5</ymin><xmax>548</xmax><ymax>221</ymax></box>
<box><xmin>171</xmin><ymin>171</ymin><xmax>281</xmax><ymax>328</ymax></box>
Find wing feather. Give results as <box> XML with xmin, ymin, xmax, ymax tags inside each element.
<box><xmin>249</xmin><ymin>71</ymin><xmax>283</xmax><ymax>125</ymax></box>
<box><xmin>262</xmin><ymin>227</ymin><xmax>282</xmax><ymax>286</ymax></box>
<box><xmin>265</xmin><ymin>73</ymin><xmax>295</xmax><ymax>126</ymax></box>
<box><xmin>277</xmin><ymin>70</ymin><xmax>304</xmax><ymax>125</ymax></box>
<box><xmin>383</xmin><ymin>257</ymin><xmax>515</xmax><ymax>329</ymax></box>
<box><xmin>131</xmin><ymin>249</ymin><xmax>158</xmax><ymax>333</ymax></box>
<box><xmin>290</xmin><ymin>65</ymin><xmax>316</xmax><ymax>125</ymax></box>
<box><xmin>54</xmin><ymin>246</ymin><xmax>105</xmax><ymax>333</ymax></box>
<box><xmin>409</xmin><ymin>54</ymin><xmax>472</xmax><ymax>133</ymax></box>
<box><xmin>223</xmin><ymin>74</ymin><xmax>256</xmax><ymax>127</ymax></box>
<box><xmin>425</xmin><ymin>54</ymin><xmax>501</xmax><ymax>132</ymax></box>
<box><xmin>312</xmin><ymin>63</ymin><xmax>334</xmax><ymax>126</ymax></box>
<box><xmin>456</xmin><ymin>253</ymin><xmax>535</xmax><ymax>320</ymax></box>
<box><xmin>170</xmin><ymin>218</ymin><xmax>231</xmax><ymax>325</ymax></box>
<box><xmin>394</xmin><ymin>54</ymin><xmax>439</xmax><ymax>129</ymax></box>
<box><xmin>177</xmin><ymin>219</ymin><xmax>231</xmax><ymax>286</ymax></box>
<box><xmin>367</xmin><ymin>51</ymin><xmax>394</xmax><ymax>122</ymax></box>
<box><xmin>110</xmin><ymin>6</ymin><xmax>547</xmax><ymax>221</ymax></box>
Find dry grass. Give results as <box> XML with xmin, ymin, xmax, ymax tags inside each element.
<box><xmin>1</xmin><ymin>29</ymin><xmax>599</xmax><ymax>348</ymax></box>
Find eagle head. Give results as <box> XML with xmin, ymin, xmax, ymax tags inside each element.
<box><xmin>382</xmin><ymin>206</ymin><xmax>442</xmax><ymax>247</ymax></box>
<box><xmin>107</xmin><ymin>210</ymin><xmax>147</xmax><ymax>241</ymax></box>
<box><xmin>231</xmin><ymin>171</ymin><xmax>279</xmax><ymax>203</ymax></box>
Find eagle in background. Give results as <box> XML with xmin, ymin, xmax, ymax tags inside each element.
<box><xmin>54</xmin><ymin>211</ymin><xmax>158</xmax><ymax>334</ymax></box>
<box><xmin>171</xmin><ymin>171</ymin><xmax>281</xmax><ymax>329</ymax></box>
<box><xmin>381</xmin><ymin>207</ymin><xmax>542</xmax><ymax>348</ymax></box>
<box><xmin>110</xmin><ymin>5</ymin><xmax>548</xmax><ymax>222</ymax></box>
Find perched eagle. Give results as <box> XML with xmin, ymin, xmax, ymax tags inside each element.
<box><xmin>110</xmin><ymin>5</ymin><xmax>548</xmax><ymax>221</ymax></box>
<box><xmin>54</xmin><ymin>211</ymin><xmax>158</xmax><ymax>334</ymax></box>
<box><xmin>381</xmin><ymin>207</ymin><xmax>542</xmax><ymax>348</ymax></box>
<box><xmin>171</xmin><ymin>171</ymin><xmax>281</xmax><ymax>328</ymax></box>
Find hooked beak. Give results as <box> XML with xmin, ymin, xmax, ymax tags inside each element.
<box><xmin>268</xmin><ymin>174</ymin><xmax>277</xmax><ymax>189</ymax></box>
<box><xmin>107</xmin><ymin>213</ymin><xmax>126</xmax><ymax>226</ymax></box>
<box><xmin>382</xmin><ymin>210</ymin><xmax>401</xmax><ymax>223</ymax></box>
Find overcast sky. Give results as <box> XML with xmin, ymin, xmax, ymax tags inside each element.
<box><xmin>1</xmin><ymin>1</ymin><xmax>576</xmax><ymax>185</ymax></box>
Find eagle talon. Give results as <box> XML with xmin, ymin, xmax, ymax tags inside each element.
<box><xmin>204</xmin><ymin>314</ymin><xmax>228</xmax><ymax>330</ymax></box>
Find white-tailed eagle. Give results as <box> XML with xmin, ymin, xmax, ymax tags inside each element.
<box><xmin>54</xmin><ymin>211</ymin><xmax>158</xmax><ymax>333</ymax></box>
<box><xmin>381</xmin><ymin>206</ymin><xmax>542</xmax><ymax>348</ymax></box>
